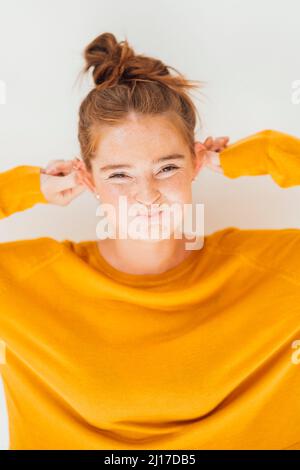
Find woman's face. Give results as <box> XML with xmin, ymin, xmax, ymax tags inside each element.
<box><xmin>87</xmin><ymin>113</ymin><xmax>205</xmax><ymax>240</ymax></box>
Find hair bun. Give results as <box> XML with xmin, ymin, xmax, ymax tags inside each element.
<box><xmin>83</xmin><ymin>32</ymin><xmax>136</xmax><ymax>89</ymax></box>
<box><xmin>83</xmin><ymin>32</ymin><xmax>172</xmax><ymax>90</ymax></box>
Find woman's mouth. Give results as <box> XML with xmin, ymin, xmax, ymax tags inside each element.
<box><xmin>134</xmin><ymin>207</ymin><xmax>164</xmax><ymax>221</ymax></box>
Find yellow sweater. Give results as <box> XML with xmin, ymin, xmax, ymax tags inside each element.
<box><xmin>0</xmin><ymin>129</ymin><xmax>300</xmax><ymax>450</ymax></box>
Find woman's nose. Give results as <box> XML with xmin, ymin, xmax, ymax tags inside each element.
<box><xmin>134</xmin><ymin>178</ymin><xmax>161</xmax><ymax>206</ymax></box>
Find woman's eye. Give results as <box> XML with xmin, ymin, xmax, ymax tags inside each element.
<box><xmin>159</xmin><ymin>165</ymin><xmax>179</xmax><ymax>174</ymax></box>
<box><xmin>108</xmin><ymin>165</ymin><xmax>179</xmax><ymax>180</ymax></box>
<box><xmin>108</xmin><ymin>173</ymin><xmax>128</xmax><ymax>179</ymax></box>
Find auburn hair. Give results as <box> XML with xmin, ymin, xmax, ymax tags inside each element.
<box><xmin>78</xmin><ymin>32</ymin><xmax>203</xmax><ymax>171</ymax></box>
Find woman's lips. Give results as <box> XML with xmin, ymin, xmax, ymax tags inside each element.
<box><xmin>134</xmin><ymin>206</ymin><xmax>164</xmax><ymax>217</ymax></box>
<box><xmin>134</xmin><ymin>208</ymin><xmax>164</xmax><ymax>221</ymax></box>
<box><xmin>136</xmin><ymin>209</ymin><xmax>163</xmax><ymax>217</ymax></box>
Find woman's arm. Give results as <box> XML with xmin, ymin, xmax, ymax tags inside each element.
<box><xmin>218</xmin><ymin>129</ymin><xmax>300</xmax><ymax>188</ymax></box>
<box><xmin>209</xmin><ymin>129</ymin><xmax>300</xmax><ymax>283</ymax></box>
<box><xmin>0</xmin><ymin>158</ymin><xmax>90</xmax><ymax>219</ymax></box>
<box><xmin>0</xmin><ymin>165</ymin><xmax>48</xmax><ymax>219</ymax></box>
<box><xmin>0</xmin><ymin>161</ymin><xmax>87</xmax><ymax>297</ymax></box>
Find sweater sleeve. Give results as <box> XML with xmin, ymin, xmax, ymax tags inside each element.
<box><xmin>0</xmin><ymin>165</ymin><xmax>48</xmax><ymax>219</ymax></box>
<box><xmin>219</xmin><ymin>129</ymin><xmax>300</xmax><ymax>188</ymax></box>
<box><xmin>0</xmin><ymin>165</ymin><xmax>64</xmax><ymax>356</ymax></box>
<box><xmin>0</xmin><ymin>166</ymin><xmax>52</xmax><ymax>330</ymax></box>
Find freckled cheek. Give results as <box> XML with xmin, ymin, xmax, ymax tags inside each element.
<box><xmin>160</xmin><ymin>175</ymin><xmax>192</xmax><ymax>204</ymax></box>
<box><xmin>96</xmin><ymin>184</ymin><xmax>132</xmax><ymax>220</ymax></box>
<box><xmin>93</xmin><ymin>185</ymin><xmax>127</xmax><ymax>227</ymax></box>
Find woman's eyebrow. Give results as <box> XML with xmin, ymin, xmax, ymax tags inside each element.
<box><xmin>99</xmin><ymin>153</ymin><xmax>185</xmax><ymax>171</ymax></box>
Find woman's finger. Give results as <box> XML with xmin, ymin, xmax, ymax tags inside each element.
<box><xmin>207</xmin><ymin>151</ymin><xmax>221</xmax><ymax>166</ymax></box>
<box><xmin>72</xmin><ymin>157</ymin><xmax>85</xmax><ymax>169</ymax></box>
<box><xmin>219</xmin><ymin>136</ymin><xmax>230</xmax><ymax>147</ymax></box>
<box><xmin>44</xmin><ymin>159</ymin><xmax>74</xmax><ymax>175</ymax></box>
<box><xmin>44</xmin><ymin>158</ymin><xmax>83</xmax><ymax>175</ymax></box>
<box><xmin>59</xmin><ymin>183</ymin><xmax>87</xmax><ymax>203</ymax></box>
<box><xmin>204</xmin><ymin>151</ymin><xmax>224</xmax><ymax>174</ymax></box>
<box><xmin>203</xmin><ymin>136</ymin><xmax>213</xmax><ymax>149</ymax></box>
<box><xmin>44</xmin><ymin>159</ymin><xmax>66</xmax><ymax>171</ymax></box>
<box><xmin>51</xmin><ymin>170</ymin><xmax>80</xmax><ymax>191</ymax></box>
<box><xmin>210</xmin><ymin>136</ymin><xmax>230</xmax><ymax>152</ymax></box>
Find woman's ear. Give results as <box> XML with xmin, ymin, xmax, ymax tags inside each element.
<box><xmin>83</xmin><ymin>169</ymin><xmax>97</xmax><ymax>193</ymax></box>
<box><xmin>74</xmin><ymin>160</ymin><xmax>97</xmax><ymax>193</ymax></box>
<box><xmin>192</xmin><ymin>141</ymin><xmax>207</xmax><ymax>180</ymax></box>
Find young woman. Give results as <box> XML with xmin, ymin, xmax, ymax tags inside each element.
<box><xmin>0</xmin><ymin>32</ymin><xmax>299</xmax><ymax>450</ymax></box>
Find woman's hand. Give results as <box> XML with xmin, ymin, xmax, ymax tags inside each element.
<box><xmin>40</xmin><ymin>157</ymin><xmax>95</xmax><ymax>206</ymax></box>
<box><xmin>200</xmin><ymin>136</ymin><xmax>230</xmax><ymax>174</ymax></box>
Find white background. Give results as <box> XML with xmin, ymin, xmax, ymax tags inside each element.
<box><xmin>0</xmin><ymin>0</ymin><xmax>300</xmax><ymax>449</ymax></box>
